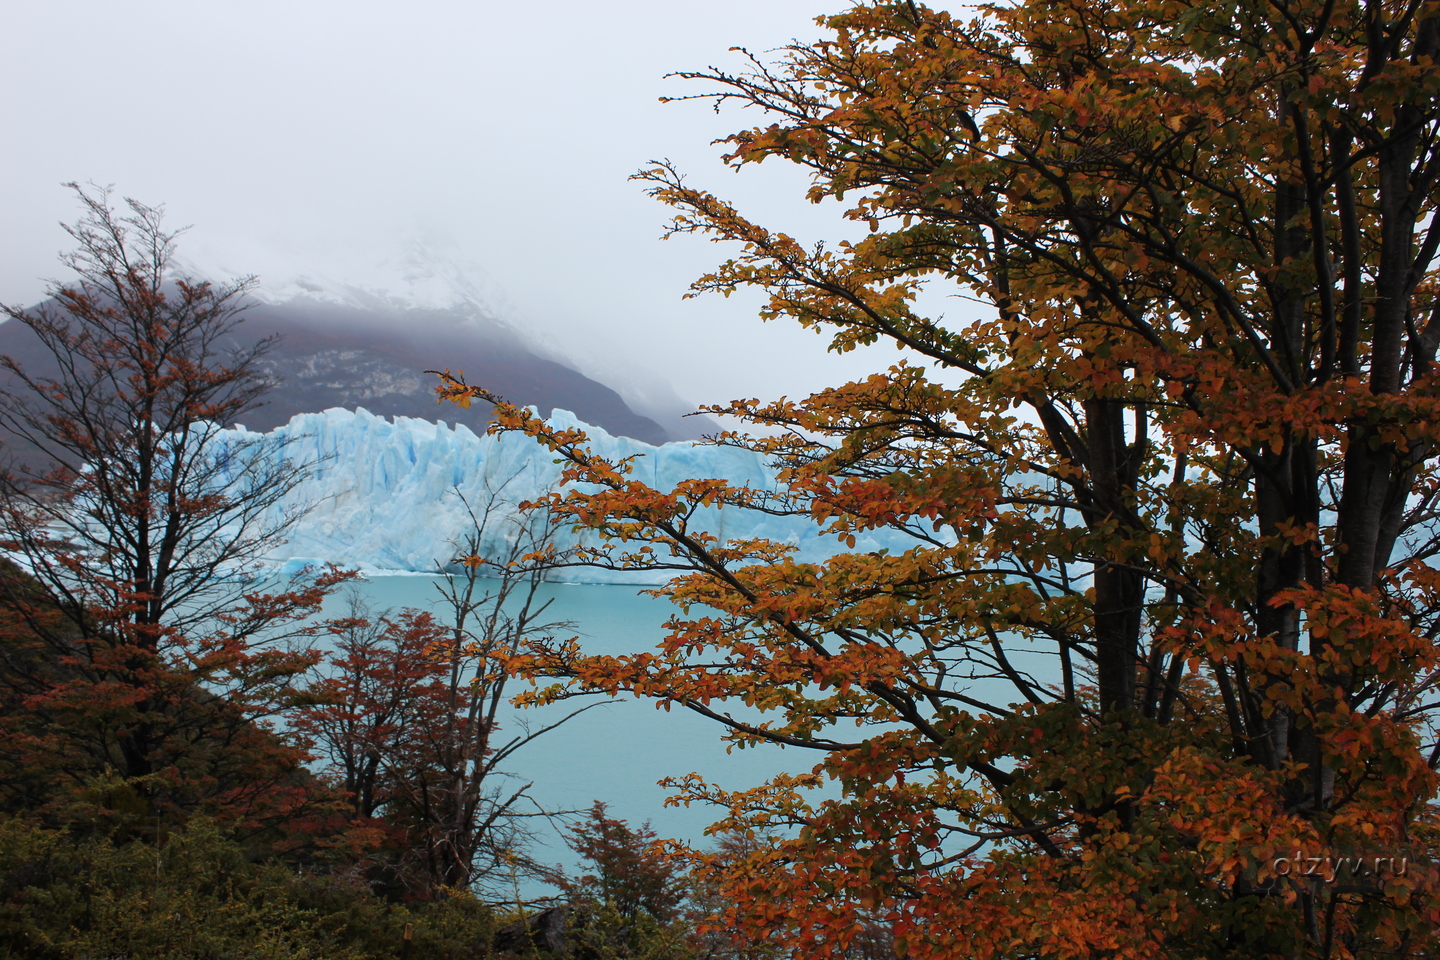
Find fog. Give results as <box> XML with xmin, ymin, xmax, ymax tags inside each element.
<box><xmin>0</xmin><ymin>0</ymin><xmax>945</xmax><ymax>418</ymax></box>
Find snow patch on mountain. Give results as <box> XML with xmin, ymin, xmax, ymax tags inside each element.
<box><xmin>247</xmin><ymin>235</ymin><xmax>514</xmax><ymax>320</ymax></box>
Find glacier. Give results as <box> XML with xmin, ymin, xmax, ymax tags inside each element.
<box><xmin>223</xmin><ymin>407</ymin><xmax>910</xmax><ymax>585</ymax></box>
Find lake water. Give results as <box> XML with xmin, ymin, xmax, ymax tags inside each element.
<box><xmin>317</xmin><ymin>574</ymin><xmax>807</xmax><ymax>880</ymax></box>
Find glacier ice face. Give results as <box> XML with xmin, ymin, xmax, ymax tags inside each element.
<box><xmin>227</xmin><ymin>407</ymin><xmax>908</xmax><ymax>585</ymax></box>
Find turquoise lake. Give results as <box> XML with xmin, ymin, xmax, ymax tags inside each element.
<box><xmin>315</xmin><ymin>574</ymin><xmax>810</xmax><ymax>882</ymax></box>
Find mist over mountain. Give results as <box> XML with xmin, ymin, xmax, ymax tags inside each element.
<box><xmin>234</xmin><ymin>296</ymin><xmax>676</xmax><ymax>444</ymax></box>
<box><xmin>0</xmin><ymin>280</ymin><xmax>715</xmax><ymax>451</ymax></box>
<box><xmin>234</xmin><ymin>240</ymin><xmax>719</xmax><ymax>443</ymax></box>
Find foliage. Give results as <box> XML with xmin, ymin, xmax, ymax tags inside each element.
<box><xmin>296</xmin><ymin>482</ymin><xmax>580</xmax><ymax>898</ymax></box>
<box><xmin>292</xmin><ymin>600</ymin><xmax>446</xmax><ymax>868</ymax></box>
<box><xmin>563</xmin><ymin>801</ymin><xmax>687</xmax><ymax>926</ymax></box>
<box><xmin>0</xmin><ymin>813</ymin><xmax>497</xmax><ymax>960</ymax></box>
<box><xmin>683</xmin><ymin>832</ymin><xmax>787</xmax><ymax>960</ymax></box>
<box><xmin>0</xmin><ymin>569</ymin><xmax>350</xmax><ymax>842</ymax></box>
<box><xmin>439</xmin><ymin>0</ymin><xmax>1440</xmax><ymax>956</ymax></box>
<box><xmin>561</xmin><ymin>902</ymin><xmax>697</xmax><ymax>960</ymax></box>
<box><xmin>540</xmin><ymin>802</ymin><xmax>693</xmax><ymax>960</ymax></box>
<box><xmin>0</xmin><ymin>186</ymin><xmax>348</xmax><ymax>827</ymax></box>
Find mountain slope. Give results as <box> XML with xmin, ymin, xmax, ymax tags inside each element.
<box><xmin>0</xmin><ymin>296</ymin><xmax>673</xmax><ymax>449</ymax></box>
<box><xmin>235</xmin><ymin>297</ymin><xmax>671</xmax><ymax>443</ymax></box>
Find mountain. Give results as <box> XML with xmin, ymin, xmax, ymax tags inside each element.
<box><xmin>234</xmin><ymin>296</ymin><xmax>673</xmax><ymax>444</ymax></box>
<box><xmin>0</xmin><ymin>294</ymin><xmax>678</xmax><ymax>449</ymax></box>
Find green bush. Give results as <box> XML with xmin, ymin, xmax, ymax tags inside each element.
<box><xmin>0</xmin><ymin>816</ymin><xmax>497</xmax><ymax>960</ymax></box>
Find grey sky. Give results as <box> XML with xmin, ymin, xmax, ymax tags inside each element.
<box><xmin>0</xmin><ymin>0</ymin><xmax>915</xmax><ymax>417</ymax></box>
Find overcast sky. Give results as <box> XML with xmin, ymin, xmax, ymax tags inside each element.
<box><xmin>0</xmin><ymin>0</ymin><xmax>931</xmax><ymax>418</ymax></box>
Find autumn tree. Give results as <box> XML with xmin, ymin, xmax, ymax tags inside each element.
<box><xmin>297</xmin><ymin>481</ymin><xmax>582</xmax><ymax>897</ymax></box>
<box><xmin>439</xmin><ymin>1</ymin><xmax>1440</xmax><ymax>957</ymax></box>
<box><xmin>407</xmin><ymin>482</ymin><xmax>581</xmax><ymax>894</ymax></box>
<box><xmin>0</xmin><ymin>184</ymin><xmax>340</xmax><ymax>824</ymax></box>
<box><xmin>297</xmin><ymin>600</ymin><xmax>447</xmax><ymax>826</ymax></box>
<box><xmin>554</xmin><ymin>801</ymin><xmax>692</xmax><ymax>960</ymax></box>
<box><xmin>563</xmin><ymin>801</ymin><xmax>687</xmax><ymax>926</ymax></box>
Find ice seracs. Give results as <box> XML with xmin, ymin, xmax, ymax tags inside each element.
<box><xmin>231</xmin><ymin>407</ymin><xmax>908</xmax><ymax>585</ymax></box>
